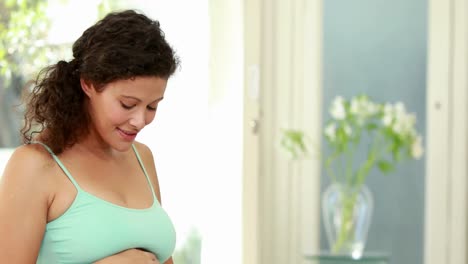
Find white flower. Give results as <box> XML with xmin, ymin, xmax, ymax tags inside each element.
<box><xmin>384</xmin><ymin>103</ymin><xmax>393</xmax><ymax>115</ymax></box>
<box><xmin>383</xmin><ymin>102</ymin><xmax>417</xmax><ymax>136</ymax></box>
<box><xmin>392</xmin><ymin>120</ymin><xmax>404</xmax><ymax>134</ymax></box>
<box><xmin>411</xmin><ymin>135</ymin><xmax>424</xmax><ymax>159</ymax></box>
<box><xmin>382</xmin><ymin>103</ymin><xmax>393</xmax><ymax>126</ymax></box>
<box><xmin>393</xmin><ymin>112</ymin><xmax>416</xmax><ymax>136</ymax></box>
<box><xmin>394</xmin><ymin>102</ymin><xmax>406</xmax><ymax>115</ymax></box>
<box><xmin>330</xmin><ymin>96</ymin><xmax>346</xmax><ymax>120</ymax></box>
<box><xmin>350</xmin><ymin>96</ymin><xmax>379</xmax><ymax>125</ymax></box>
<box><xmin>366</xmin><ymin>102</ymin><xmax>379</xmax><ymax>116</ymax></box>
<box><xmin>325</xmin><ymin>123</ymin><xmax>337</xmax><ymax>142</ymax></box>
<box><xmin>382</xmin><ymin>115</ymin><xmax>393</xmax><ymax>127</ymax></box>
<box><xmin>350</xmin><ymin>98</ymin><xmax>360</xmax><ymax>115</ymax></box>
<box><xmin>343</xmin><ymin>124</ymin><xmax>352</xmax><ymax>136</ymax></box>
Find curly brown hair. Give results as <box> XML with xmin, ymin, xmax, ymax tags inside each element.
<box><xmin>22</xmin><ymin>10</ymin><xmax>179</xmax><ymax>154</ymax></box>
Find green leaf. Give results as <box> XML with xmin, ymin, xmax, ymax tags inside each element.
<box><xmin>377</xmin><ymin>160</ymin><xmax>395</xmax><ymax>174</ymax></box>
<box><xmin>280</xmin><ymin>129</ymin><xmax>308</xmax><ymax>159</ymax></box>
<box><xmin>366</xmin><ymin>123</ymin><xmax>378</xmax><ymax>131</ymax></box>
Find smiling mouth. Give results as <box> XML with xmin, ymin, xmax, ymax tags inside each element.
<box><xmin>118</xmin><ymin>128</ymin><xmax>137</xmax><ymax>135</ymax></box>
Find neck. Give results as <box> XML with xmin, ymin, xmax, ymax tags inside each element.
<box><xmin>74</xmin><ymin>132</ymin><xmax>128</xmax><ymax>160</ymax></box>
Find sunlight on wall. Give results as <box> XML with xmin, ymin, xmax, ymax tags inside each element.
<box><xmin>0</xmin><ymin>149</ymin><xmax>13</xmax><ymax>175</ymax></box>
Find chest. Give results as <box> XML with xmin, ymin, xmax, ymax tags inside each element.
<box><xmin>38</xmin><ymin>195</ymin><xmax>176</xmax><ymax>264</ymax></box>
<box><xmin>48</xmin><ymin>151</ymin><xmax>155</xmax><ymax>222</ymax></box>
<box><xmin>75</xmin><ymin>161</ymin><xmax>145</xmax><ymax>191</ymax></box>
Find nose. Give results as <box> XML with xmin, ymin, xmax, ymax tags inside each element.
<box><xmin>129</xmin><ymin>110</ymin><xmax>146</xmax><ymax>130</ymax></box>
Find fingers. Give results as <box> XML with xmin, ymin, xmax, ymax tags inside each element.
<box><xmin>144</xmin><ymin>251</ymin><xmax>159</xmax><ymax>263</ymax></box>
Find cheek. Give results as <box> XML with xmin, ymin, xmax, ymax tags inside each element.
<box><xmin>145</xmin><ymin>111</ymin><xmax>157</xmax><ymax>125</ymax></box>
<box><xmin>89</xmin><ymin>95</ymin><xmax>129</xmax><ymax>128</ymax></box>
<box><xmin>112</xmin><ymin>109</ymin><xmax>132</xmax><ymax>125</ymax></box>
<box><xmin>101</xmin><ymin>104</ymin><xmax>130</xmax><ymax>126</ymax></box>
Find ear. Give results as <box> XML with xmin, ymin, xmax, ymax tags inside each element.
<box><xmin>80</xmin><ymin>78</ymin><xmax>94</xmax><ymax>97</ymax></box>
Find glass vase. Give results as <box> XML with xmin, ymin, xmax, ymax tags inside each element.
<box><xmin>322</xmin><ymin>183</ymin><xmax>373</xmax><ymax>258</ymax></box>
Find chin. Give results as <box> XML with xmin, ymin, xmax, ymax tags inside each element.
<box><xmin>108</xmin><ymin>141</ymin><xmax>134</xmax><ymax>152</ymax></box>
<box><xmin>115</xmin><ymin>144</ymin><xmax>134</xmax><ymax>152</ymax></box>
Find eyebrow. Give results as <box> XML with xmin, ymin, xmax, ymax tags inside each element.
<box><xmin>122</xmin><ymin>95</ymin><xmax>164</xmax><ymax>103</ymax></box>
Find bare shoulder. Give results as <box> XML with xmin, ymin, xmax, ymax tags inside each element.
<box><xmin>9</xmin><ymin>143</ymin><xmax>54</xmax><ymax>162</ymax></box>
<box><xmin>133</xmin><ymin>141</ymin><xmax>155</xmax><ymax>161</ymax></box>
<box><xmin>132</xmin><ymin>141</ymin><xmax>162</xmax><ymax>202</ymax></box>
<box><xmin>3</xmin><ymin>143</ymin><xmax>55</xmax><ymax>176</ymax></box>
<box><xmin>4</xmin><ymin>144</ymin><xmax>54</xmax><ymax>178</ymax></box>
<box><xmin>1</xmin><ymin>143</ymin><xmax>57</xmax><ymax>196</ymax></box>
<box><xmin>0</xmin><ymin>144</ymin><xmax>55</xmax><ymax>262</ymax></box>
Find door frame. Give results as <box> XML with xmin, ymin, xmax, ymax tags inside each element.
<box><xmin>242</xmin><ymin>0</ymin><xmax>323</xmax><ymax>263</ymax></box>
<box><xmin>425</xmin><ymin>0</ymin><xmax>468</xmax><ymax>263</ymax></box>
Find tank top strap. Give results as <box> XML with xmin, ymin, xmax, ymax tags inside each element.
<box><xmin>30</xmin><ymin>141</ymin><xmax>81</xmax><ymax>190</ymax></box>
<box><xmin>131</xmin><ymin>144</ymin><xmax>157</xmax><ymax>199</ymax></box>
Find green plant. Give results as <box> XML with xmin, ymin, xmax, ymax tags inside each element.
<box><xmin>280</xmin><ymin>129</ymin><xmax>309</xmax><ymax>159</ymax></box>
<box><xmin>282</xmin><ymin>95</ymin><xmax>423</xmax><ymax>185</ymax></box>
<box><xmin>0</xmin><ymin>0</ymin><xmax>53</xmax><ymax>87</ymax></box>
<box><xmin>0</xmin><ymin>0</ymin><xmax>124</xmax><ymax>88</ymax></box>
<box><xmin>281</xmin><ymin>95</ymin><xmax>424</xmax><ymax>254</ymax></box>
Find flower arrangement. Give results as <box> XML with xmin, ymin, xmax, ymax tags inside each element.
<box><xmin>281</xmin><ymin>95</ymin><xmax>424</xmax><ymax>255</ymax></box>
<box><xmin>325</xmin><ymin>95</ymin><xmax>423</xmax><ymax>185</ymax></box>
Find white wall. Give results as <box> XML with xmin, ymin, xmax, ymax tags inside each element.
<box><xmin>0</xmin><ymin>149</ymin><xmax>14</xmax><ymax>176</ymax></box>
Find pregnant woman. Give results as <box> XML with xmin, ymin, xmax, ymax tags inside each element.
<box><xmin>0</xmin><ymin>9</ymin><xmax>179</xmax><ymax>264</ymax></box>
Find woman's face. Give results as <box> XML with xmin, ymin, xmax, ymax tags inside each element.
<box><xmin>82</xmin><ymin>76</ymin><xmax>167</xmax><ymax>151</ymax></box>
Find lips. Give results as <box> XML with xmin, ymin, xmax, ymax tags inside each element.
<box><xmin>117</xmin><ymin>128</ymin><xmax>138</xmax><ymax>141</ymax></box>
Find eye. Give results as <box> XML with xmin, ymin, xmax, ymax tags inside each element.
<box><xmin>120</xmin><ymin>102</ymin><xmax>135</xmax><ymax>110</ymax></box>
<box><xmin>147</xmin><ymin>105</ymin><xmax>157</xmax><ymax>111</ymax></box>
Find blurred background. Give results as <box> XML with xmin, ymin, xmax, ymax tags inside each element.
<box><xmin>0</xmin><ymin>0</ymin><xmax>466</xmax><ymax>264</ymax></box>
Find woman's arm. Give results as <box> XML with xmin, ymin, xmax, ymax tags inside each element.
<box><xmin>0</xmin><ymin>145</ymin><xmax>52</xmax><ymax>263</ymax></box>
<box><xmin>94</xmin><ymin>252</ymin><xmax>173</xmax><ymax>264</ymax></box>
<box><xmin>93</xmin><ymin>248</ymin><xmax>160</xmax><ymax>263</ymax></box>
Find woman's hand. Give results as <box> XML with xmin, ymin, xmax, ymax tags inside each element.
<box><xmin>93</xmin><ymin>248</ymin><xmax>160</xmax><ymax>264</ymax></box>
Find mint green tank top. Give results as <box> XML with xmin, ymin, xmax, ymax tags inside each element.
<box><xmin>35</xmin><ymin>143</ymin><xmax>176</xmax><ymax>264</ymax></box>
